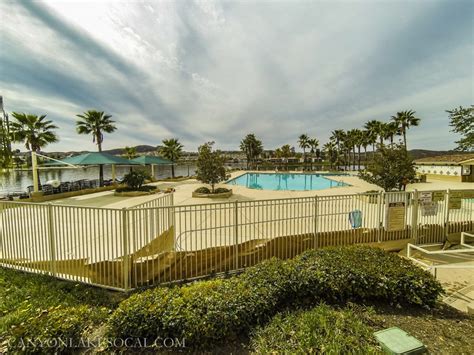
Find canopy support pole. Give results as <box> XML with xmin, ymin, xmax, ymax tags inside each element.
<box><xmin>151</xmin><ymin>164</ymin><xmax>155</xmax><ymax>179</ymax></box>
<box><xmin>112</xmin><ymin>164</ymin><xmax>116</xmax><ymax>184</ymax></box>
<box><xmin>32</xmin><ymin>151</ymin><xmax>39</xmax><ymax>193</ymax></box>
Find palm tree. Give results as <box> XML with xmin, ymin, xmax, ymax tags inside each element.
<box><xmin>364</xmin><ymin>120</ymin><xmax>383</xmax><ymax>156</ymax></box>
<box><xmin>298</xmin><ymin>134</ymin><xmax>310</xmax><ymax>169</ymax></box>
<box><xmin>275</xmin><ymin>144</ymin><xmax>292</xmax><ymax>170</ymax></box>
<box><xmin>351</xmin><ymin>129</ymin><xmax>364</xmax><ymax>170</ymax></box>
<box><xmin>308</xmin><ymin>138</ymin><xmax>319</xmax><ymax>171</ymax></box>
<box><xmin>330</xmin><ymin>129</ymin><xmax>346</xmax><ymax>169</ymax></box>
<box><xmin>123</xmin><ymin>146</ymin><xmax>138</xmax><ymax>160</ymax></box>
<box><xmin>240</xmin><ymin>133</ymin><xmax>263</xmax><ymax>169</ymax></box>
<box><xmin>76</xmin><ymin>110</ymin><xmax>117</xmax><ymax>186</ymax></box>
<box><xmin>391</xmin><ymin>110</ymin><xmax>420</xmax><ymax>150</ymax></box>
<box><xmin>159</xmin><ymin>138</ymin><xmax>183</xmax><ymax>178</ymax></box>
<box><xmin>384</xmin><ymin>122</ymin><xmax>399</xmax><ymax>147</ymax></box>
<box><xmin>323</xmin><ymin>141</ymin><xmax>336</xmax><ymax>170</ymax></box>
<box><xmin>10</xmin><ymin>112</ymin><xmax>59</xmax><ymax>189</ymax></box>
<box><xmin>346</xmin><ymin>129</ymin><xmax>359</xmax><ymax>170</ymax></box>
<box><xmin>361</xmin><ymin>130</ymin><xmax>371</xmax><ymax>166</ymax></box>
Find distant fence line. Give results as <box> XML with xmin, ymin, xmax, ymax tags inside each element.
<box><xmin>0</xmin><ymin>189</ymin><xmax>473</xmax><ymax>291</ymax></box>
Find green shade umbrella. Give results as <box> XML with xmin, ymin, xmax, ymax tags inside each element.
<box><xmin>130</xmin><ymin>156</ymin><xmax>173</xmax><ymax>165</ymax></box>
<box><xmin>43</xmin><ymin>152</ymin><xmax>140</xmax><ymax>184</ymax></box>
<box><xmin>131</xmin><ymin>155</ymin><xmax>173</xmax><ymax>177</ymax></box>
<box><xmin>45</xmin><ymin>152</ymin><xmax>141</xmax><ymax>166</ymax></box>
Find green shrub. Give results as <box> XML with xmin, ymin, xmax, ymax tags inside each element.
<box><xmin>108</xmin><ymin>259</ymin><xmax>292</xmax><ymax>347</ymax></box>
<box><xmin>194</xmin><ymin>187</ymin><xmax>231</xmax><ymax>194</ymax></box>
<box><xmin>213</xmin><ymin>187</ymin><xmax>231</xmax><ymax>193</ymax></box>
<box><xmin>106</xmin><ymin>247</ymin><xmax>443</xmax><ymax>349</ymax></box>
<box><xmin>5</xmin><ymin>305</ymin><xmax>108</xmax><ymax>354</ymax></box>
<box><xmin>292</xmin><ymin>246</ymin><xmax>443</xmax><ymax>307</ymax></box>
<box><xmin>115</xmin><ymin>185</ymin><xmax>156</xmax><ymax>193</ymax></box>
<box><xmin>194</xmin><ymin>186</ymin><xmax>211</xmax><ymax>194</ymax></box>
<box><xmin>122</xmin><ymin>169</ymin><xmax>151</xmax><ymax>190</ymax></box>
<box><xmin>251</xmin><ymin>304</ymin><xmax>380</xmax><ymax>354</ymax></box>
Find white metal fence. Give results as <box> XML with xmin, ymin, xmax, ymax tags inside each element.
<box><xmin>0</xmin><ymin>189</ymin><xmax>473</xmax><ymax>290</ymax></box>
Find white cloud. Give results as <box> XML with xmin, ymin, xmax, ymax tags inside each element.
<box><xmin>1</xmin><ymin>0</ymin><xmax>472</xmax><ymax>152</ymax></box>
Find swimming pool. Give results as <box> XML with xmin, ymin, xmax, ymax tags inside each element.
<box><xmin>226</xmin><ymin>173</ymin><xmax>349</xmax><ymax>191</ymax></box>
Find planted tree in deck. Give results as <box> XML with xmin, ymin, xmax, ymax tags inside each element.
<box><xmin>196</xmin><ymin>142</ymin><xmax>227</xmax><ymax>193</ymax></box>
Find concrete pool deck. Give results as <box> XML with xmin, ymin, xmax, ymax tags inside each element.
<box><xmin>45</xmin><ymin>171</ymin><xmax>474</xmax><ymax>208</ymax></box>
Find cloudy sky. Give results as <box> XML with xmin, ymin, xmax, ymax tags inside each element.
<box><xmin>0</xmin><ymin>0</ymin><xmax>472</xmax><ymax>152</ymax></box>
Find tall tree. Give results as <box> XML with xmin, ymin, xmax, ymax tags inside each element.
<box><xmin>275</xmin><ymin>144</ymin><xmax>292</xmax><ymax>170</ymax></box>
<box><xmin>359</xmin><ymin>144</ymin><xmax>416</xmax><ymax>191</ymax></box>
<box><xmin>391</xmin><ymin>110</ymin><xmax>420</xmax><ymax>150</ymax></box>
<box><xmin>364</xmin><ymin>120</ymin><xmax>384</xmax><ymax>155</ymax></box>
<box><xmin>123</xmin><ymin>146</ymin><xmax>138</xmax><ymax>160</ymax></box>
<box><xmin>240</xmin><ymin>133</ymin><xmax>263</xmax><ymax>169</ymax></box>
<box><xmin>446</xmin><ymin>105</ymin><xmax>473</xmax><ymax>152</ymax></box>
<box><xmin>76</xmin><ymin>110</ymin><xmax>117</xmax><ymax>186</ymax></box>
<box><xmin>159</xmin><ymin>138</ymin><xmax>184</xmax><ymax>178</ymax></box>
<box><xmin>330</xmin><ymin>129</ymin><xmax>346</xmax><ymax>169</ymax></box>
<box><xmin>10</xmin><ymin>113</ymin><xmax>59</xmax><ymax>188</ymax></box>
<box><xmin>308</xmin><ymin>138</ymin><xmax>319</xmax><ymax>171</ymax></box>
<box><xmin>384</xmin><ymin>121</ymin><xmax>400</xmax><ymax>147</ymax></box>
<box><xmin>298</xmin><ymin>134</ymin><xmax>310</xmax><ymax>168</ymax></box>
<box><xmin>196</xmin><ymin>142</ymin><xmax>227</xmax><ymax>193</ymax></box>
<box><xmin>351</xmin><ymin>129</ymin><xmax>364</xmax><ymax>170</ymax></box>
<box><xmin>323</xmin><ymin>141</ymin><xmax>336</xmax><ymax>170</ymax></box>
<box><xmin>10</xmin><ymin>113</ymin><xmax>59</xmax><ymax>152</ymax></box>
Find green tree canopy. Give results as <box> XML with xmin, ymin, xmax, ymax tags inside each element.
<box><xmin>359</xmin><ymin>144</ymin><xmax>416</xmax><ymax>191</ymax></box>
<box><xmin>196</xmin><ymin>142</ymin><xmax>227</xmax><ymax>193</ymax></box>
<box><xmin>10</xmin><ymin>113</ymin><xmax>59</xmax><ymax>152</ymax></box>
<box><xmin>390</xmin><ymin>110</ymin><xmax>420</xmax><ymax>150</ymax></box>
<box><xmin>447</xmin><ymin>105</ymin><xmax>473</xmax><ymax>152</ymax></box>
<box><xmin>240</xmin><ymin>133</ymin><xmax>263</xmax><ymax>169</ymax></box>
<box><xmin>76</xmin><ymin>110</ymin><xmax>117</xmax><ymax>186</ymax></box>
<box><xmin>159</xmin><ymin>138</ymin><xmax>183</xmax><ymax>178</ymax></box>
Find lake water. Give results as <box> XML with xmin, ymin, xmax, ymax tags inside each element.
<box><xmin>0</xmin><ymin>164</ymin><xmax>196</xmax><ymax>196</ymax></box>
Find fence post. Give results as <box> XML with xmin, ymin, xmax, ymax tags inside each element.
<box><xmin>444</xmin><ymin>189</ymin><xmax>451</xmax><ymax>238</ymax></box>
<box><xmin>411</xmin><ymin>190</ymin><xmax>419</xmax><ymax>243</ymax></box>
<box><xmin>47</xmin><ymin>203</ymin><xmax>57</xmax><ymax>277</ymax></box>
<box><xmin>313</xmin><ymin>195</ymin><xmax>318</xmax><ymax>249</ymax></box>
<box><xmin>122</xmin><ymin>208</ymin><xmax>130</xmax><ymax>291</ymax></box>
<box><xmin>234</xmin><ymin>200</ymin><xmax>239</xmax><ymax>270</ymax></box>
<box><xmin>377</xmin><ymin>191</ymin><xmax>384</xmax><ymax>242</ymax></box>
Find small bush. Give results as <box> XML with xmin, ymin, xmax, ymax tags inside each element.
<box><xmin>107</xmin><ymin>247</ymin><xmax>442</xmax><ymax>348</ymax></box>
<box><xmin>251</xmin><ymin>304</ymin><xmax>380</xmax><ymax>354</ymax></box>
<box><xmin>115</xmin><ymin>185</ymin><xmax>156</xmax><ymax>193</ymax></box>
<box><xmin>122</xmin><ymin>170</ymin><xmax>151</xmax><ymax>190</ymax></box>
<box><xmin>194</xmin><ymin>186</ymin><xmax>231</xmax><ymax>194</ymax></box>
<box><xmin>213</xmin><ymin>187</ymin><xmax>231</xmax><ymax>193</ymax></box>
<box><xmin>194</xmin><ymin>186</ymin><xmax>211</xmax><ymax>194</ymax></box>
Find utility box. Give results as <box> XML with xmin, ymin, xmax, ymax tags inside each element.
<box><xmin>374</xmin><ymin>327</ymin><xmax>426</xmax><ymax>354</ymax></box>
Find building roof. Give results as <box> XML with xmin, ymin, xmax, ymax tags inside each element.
<box><xmin>414</xmin><ymin>153</ymin><xmax>474</xmax><ymax>165</ymax></box>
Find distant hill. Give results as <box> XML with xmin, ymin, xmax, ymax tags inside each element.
<box><xmin>408</xmin><ymin>149</ymin><xmax>464</xmax><ymax>160</ymax></box>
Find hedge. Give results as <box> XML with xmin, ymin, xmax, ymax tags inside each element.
<box><xmin>250</xmin><ymin>304</ymin><xmax>380</xmax><ymax>354</ymax></box>
<box><xmin>107</xmin><ymin>246</ymin><xmax>443</xmax><ymax>348</ymax></box>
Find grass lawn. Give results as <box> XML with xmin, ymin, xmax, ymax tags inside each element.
<box><xmin>1</xmin><ymin>258</ymin><xmax>473</xmax><ymax>354</ymax></box>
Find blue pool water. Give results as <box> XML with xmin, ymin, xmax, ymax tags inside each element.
<box><xmin>226</xmin><ymin>173</ymin><xmax>349</xmax><ymax>191</ymax></box>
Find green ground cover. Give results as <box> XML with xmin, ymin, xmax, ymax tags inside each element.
<box><xmin>1</xmin><ymin>246</ymin><xmax>472</xmax><ymax>354</ymax></box>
